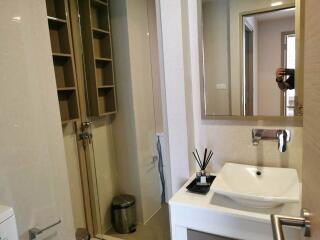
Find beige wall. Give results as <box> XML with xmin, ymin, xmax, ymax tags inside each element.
<box><xmin>159</xmin><ymin>0</ymin><xmax>191</xmax><ymax>194</ymax></box>
<box><xmin>147</xmin><ymin>0</ymin><xmax>164</xmax><ymax>134</ymax></box>
<box><xmin>257</xmin><ymin>17</ymin><xmax>295</xmax><ymax>116</ymax></box>
<box><xmin>195</xmin><ymin>122</ymin><xmax>302</xmax><ymax>178</ymax></box>
<box><xmin>202</xmin><ymin>0</ymin><xmax>230</xmax><ymax>115</ymax></box>
<box><xmin>244</xmin><ymin>16</ymin><xmax>259</xmax><ymax>115</ymax></box>
<box><xmin>91</xmin><ymin>119</ymin><xmax>119</xmax><ymax>233</ymax></box>
<box><xmin>110</xmin><ymin>0</ymin><xmax>161</xmax><ymax>224</ymax></box>
<box><xmin>0</xmin><ymin>0</ymin><xmax>75</xmax><ymax>238</ymax></box>
<box><xmin>63</xmin><ymin>125</ymin><xmax>86</xmax><ymax>230</ymax></box>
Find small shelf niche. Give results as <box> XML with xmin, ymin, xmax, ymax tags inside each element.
<box><xmin>93</xmin><ymin>31</ymin><xmax>112</xmax><ymax>59</ymax></box>
<box><xmin>95</xmin><ymin>60</ymin><xmax>114</xmax><ymax>86</ymax></box>
<box><xmin>49</xmin><ymin>22</ymin><xmax>71</xmax><ymax>54</ymax></box>
<box><xmin>58</xmin><ymin>90</ymin><xmax>79</xmax><ymax>123</ymax></box>
<box><xmin>91</xmin><ymin>0</ymin><xmax>110</xmax><ymax>31</ymax></box>
<box><xmin>46</xmin><ymin>0</ymin><xmax>67</xmax><ymax>20</ymax></box>
<box><xmin>53</xmin><ymin>56</ymin><xmax>75</xmax><ymax>88</ymax></box>
<box><xmin>98</xmin><ymin>87</ymin><xmax>116</xmax><ymax>114</ymax></box>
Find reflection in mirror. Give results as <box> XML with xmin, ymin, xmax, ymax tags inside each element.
<box><xmin>200</xmin><ymin>0</ymin><xmax>302</xmax><ymax>118</ymax></box>
<box><xmin>243</xmin><ymin>9</ymin><xmax>295</xmax><ymax>117</ymax></box>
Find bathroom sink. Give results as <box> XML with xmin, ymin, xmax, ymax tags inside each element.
<box><xmin>211</xmin><ymin>163</ymin><xmax>300</xmax><ymax>208</ymax></box>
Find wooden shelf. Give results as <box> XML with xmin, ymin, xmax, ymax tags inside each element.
<box><xmin>53</xmin><ymin>53</ymin><xmax>72</xmax><ymax>58</ymax></box>
<box><xmin>97</xmin><ymin>85</ymin><xmax>114</xmax><ymax>89</ymax></box>
<box><xmin>46</xmin><ymin>0</ymin><xmax>80</xmax><ymax>123</ymax></box>
<box><xmin>92</xmin><ymin>0</ymin><xmax>108</xmax><ymax>7</ymax></box>
<box><xmin>92</xmin><ymin>27</ymin><xmax>110</xmax><ymax>35</ymax></box>
<box><xmin>95</xmin><ymin>57</ymin><xmax>112</xmax><ymax>62</ymax></box>
<box><xmin>79</xmin><ymin>0</ymin><xmax>116</xmax><ymax>117</ymax></box>
<box><xmin>57</xmin><ymin>87</ymin><xmax>77</xmax><ymax>91</ymax></box>
<box><xmin>48</xmin><ymin>16</ymin><xmax>67</xmax><ymax>27</ymax></box>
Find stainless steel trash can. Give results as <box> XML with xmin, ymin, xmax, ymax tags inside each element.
<box><xmin>112</xmin><ymin>194</ymin><xmax>137</xmax><ymax>234</ymax></box>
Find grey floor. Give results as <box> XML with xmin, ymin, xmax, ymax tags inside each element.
<box><xmin>107</xmin><ymin>204</ymin><xmax>170</xmax><ymax>240</ymax></box>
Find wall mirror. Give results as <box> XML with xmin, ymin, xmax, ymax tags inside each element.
<box><xmin>199</xmin><ymin>0</ymin><xmax>304</xmax><ymax>119</ymax></box>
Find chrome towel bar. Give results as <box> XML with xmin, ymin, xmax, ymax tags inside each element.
<box><xmin>29</xmin><ymin>219</ymin><xmax>61</xmax><ymax>240</ymax></box>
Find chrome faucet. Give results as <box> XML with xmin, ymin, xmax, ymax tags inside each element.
<box><xmin>252</xmin><ymin>129</ymin><xmax>291</xmax><ymax>153</ymax></box>
<box><xmin>252</xmin><ymin>129</ymin><xmax>263</xmax><ymax>146</ymax></box>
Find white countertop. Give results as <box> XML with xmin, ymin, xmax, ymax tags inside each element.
<box><xmin>169</xmin><ymin>173</ymin><xmax>301</xmax><ymax>224</ymax></box>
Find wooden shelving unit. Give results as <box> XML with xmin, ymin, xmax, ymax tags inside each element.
<box><xmin>79</xmin><ymin>0</ymin><xmax>117</xmax><ymax>117</ymax></box>
<box><xmin>46</xmin><ymin>0</ymin><xmax>80</xmax><ymax>123</ymax></box>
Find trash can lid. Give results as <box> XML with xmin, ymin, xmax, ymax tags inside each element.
<box><xmin>112</xmin><ymin>194</ymin><xmax>135</xmax><ymax>209</ymax></box>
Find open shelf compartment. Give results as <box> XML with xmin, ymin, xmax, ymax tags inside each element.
<box><xmin>58</xmin><ymin>90</ymin><xmax>79</xmax><ymax>122</ymax></box>
<box><xmin>95</xmin><ymin>60</ymin><xmax>114</xmax><ymax>86</ymax></box>
<box><xmin>53</xmin><ymin>56</ymin><xmax>75</xmax><ymax>88</ymax></box>
<box><xmin>49</xmin><ymin>21</ymin><xmax>71</xmax><ymax>54</ymax></box>
<box><xmin>91</xmin><ymin>0</ymin><xmax>110</xmax><ymax>31</ymax></box>
<box><xmin>98</xmin><ymin>87</ymin><xmax>116</xmax><ymax>114</ymax></box>
<box><xmin>46</xmin><ymin>0</ymin><xmax>66</xmax><ymax>20</ymax></box>
<box><xmin>93</xmin><ymin>31</ymin><xmax>112</xmax><ymax>60</ymax></box>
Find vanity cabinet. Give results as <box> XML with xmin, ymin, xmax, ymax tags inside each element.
<box><xmin>45</xmin><ymin>0</ymin><xmax>80</xmax><ymax>123</ymax></box>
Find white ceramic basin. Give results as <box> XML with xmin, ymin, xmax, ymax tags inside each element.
<box><xmin>211</xmin><ymin>163</ymin><xmax>300</xmax><ymax>208</ymax></box>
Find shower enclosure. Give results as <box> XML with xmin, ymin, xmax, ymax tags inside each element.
<box><xmin>55</xmin><ymin>0</ymin><xmax>171</xmax><ymax>237</ymax></box>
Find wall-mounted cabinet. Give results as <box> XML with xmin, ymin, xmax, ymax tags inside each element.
<box><xmin>79</xmin><ymin>0</ymin><xmax>117</xmax><ymax>117</ymax></box>
<box><xmin>46</xmin><ymin>0</ymin><xmax>80</xmax><ymax>123</ymax></box>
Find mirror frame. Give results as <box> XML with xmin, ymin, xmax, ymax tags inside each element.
<box><xmin>198</xmin><ymin>1</ymin><xmax>304</xmax><ymax>123</ymax></box>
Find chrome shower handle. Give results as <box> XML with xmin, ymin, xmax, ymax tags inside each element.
<box><xmin>271</xmin><ymin>209</ymin><xmax>311</xmax><ymax>240</ymax></box>
<box><xmin>29</xmin><ymin>219</ymin><xmax>61</xmax><ymax>240</ymax></box>
<box><xmin>277</xmin><ymin>130</ymin><xmax>288</xmax><ymax>152</ymax></box>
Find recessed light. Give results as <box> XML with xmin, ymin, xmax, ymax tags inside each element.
<box><xmin>12</xmin><ymin>16</ymin><xmax>21</xmax><ymax>22</ymax></box>
<box><xmin>271</xmin><ymin>1</ymin><xmax>283</xmax><ymax>7</ymax></box>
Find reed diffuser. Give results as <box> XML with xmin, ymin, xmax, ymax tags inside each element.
<box><xmin>192</xmin><ymin>148</ymin><xmax>213</xmax><ymax>186</ymax></box>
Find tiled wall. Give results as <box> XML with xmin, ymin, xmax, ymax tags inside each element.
<box><xmin>0</xmin><ymin>0</ymin><xmax>74</xmax><ymax>238</ymax></box>
<box><xmin>195</xmin><ymin>123</ymin><xmax>302</xmax><ymax>178</ymax></box>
